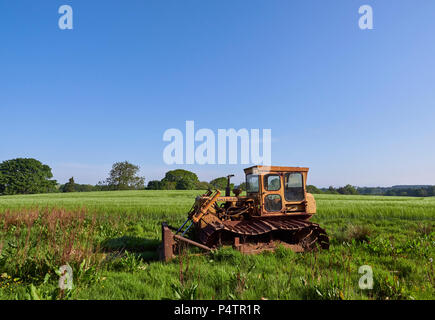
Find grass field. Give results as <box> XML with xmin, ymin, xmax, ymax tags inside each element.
<box><xmin>0</xmin><ymin>191</ymin><xmax>434</xmax><ymax>300</ymax></box>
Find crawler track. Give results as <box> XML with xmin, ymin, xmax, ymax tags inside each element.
<box><xmin>199</xmin><ymin>216</ymin><xmax>329</xmax><ymax>252</ymax></box>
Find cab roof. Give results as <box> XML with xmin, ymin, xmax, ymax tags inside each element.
<box><xmin>244</xmin><ymin>166</ymin><xmax>309</xmax><ymax>174</ymax></box>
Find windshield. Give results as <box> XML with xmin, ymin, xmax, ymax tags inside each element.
<box><xmin>246</xmin><ymin>174</ymin><xmax>259</xmax><ymax>193</ymax></box>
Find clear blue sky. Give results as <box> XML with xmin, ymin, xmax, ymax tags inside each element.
<box><xmin>1</xmin><ymin>0</ymin><xmax>434</xmax><ymax>187</ymax></box>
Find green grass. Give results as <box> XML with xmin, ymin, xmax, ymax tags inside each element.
<box><xmin>0</xmin><ymin>191</ymin><xmax>434</xmax><ymax>300</ymax></box>
<box><xmin>0</xmin><ymin>190</ymin><xmax>197</xmax><ymax>215</ymax></box>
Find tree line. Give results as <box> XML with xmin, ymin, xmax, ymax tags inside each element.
<box><xmin>0</xmin><ymin>158</ymin><xmax>240</xmax><ymax>195</ymax></box>
<box><xmin>307</xmin><ymin>184</ymin><xmax>435</xmax><ymax>197</ymax></box>
<box><xmin>306</xmin><ymin>185</ymin><xmax>359</xmax><ymax>195</ymax></box>
<box><xmin>0</xmin><ymin>158</ymin><xmax>433</xmax><ymax>197</ymax></box>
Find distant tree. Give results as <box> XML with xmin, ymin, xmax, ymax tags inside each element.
<box><xmin>385</xmin><ymin>189</ymin><xmax>398</xmax><ymax>196</ymax></box>
<box><xmin>75</xmin><ymin>184</ymin><xmax>97</xmax><ymax>192</ymax></box>
<box><xmin>176</xmin><ymin>179</ymin><xmax>197</xmax><ymax>190</ymax></box>
<box><xmin>147</xmin><ymin>180</ymin><xmax>162</xmax><ymax>190</ymax></box>
<box><xmin>104</xmin><ymin>161</ymin><xmax>145</xmax><ymax>190</ymax></box>
<box><xmin>325</xmin><ymin>185</ymin><xmax>435</xmax><ymax>197</ymax></box>
<box><xmin>348</xmin><ymin>185</ymin><xmax>359</xmax><ymax>195</ymax></box>
<box><xmin>326</xmin><ymin>186</ymin><xmax>339</xmax><ymax>195</ymax></box>
<box><xmin>60</xmin><ymin>181</ymin><xmax>97</xmax><ymax>192</ymax></box>
<box><xmin>415</xmin><ymin>188</ymin><xmax>428</xmax><ymax>197</ymax></box>
<box><xmin>210</xmin><ymin>177</ymin><xmax>228</xmax><ymax>190</ymax></box>
<box><xmin>306</xmin><ymin>185</ymin><xmax>323</xmax><ymax>194</ymax></box>
<box><xmin>358</xmin><ymin>187</ymin><xmax>385</xmax><ymax>195</ymax></box>
<box><xmin>95</xmin><ymin>181</ymin><xmax>111</xmax><ymax>191</ymax></box>
<box><xmin>160</xmin><ymin>180</ymin><xmax>176</xmax><ymax>190</ymax></box>
<box><xmin>337</xmin><ymin>184</ymin><xmax>359</xmax><ymax>195</ymax></box>
<box><xmin>209</xmin><ymin>177</ymin><xmax>235</xmax><ymax>191</ymax></box>
<box><xmin>195</xmin><ymin>181</ymin><xmax>212</xmax><ymax>190</ymax></box>
<box><xmin>63</xmin><ymin>177</ymin><xmax>76</xmax><ymax>193</ymax></box>
<box><xmin>237</xmin><ymin>182</ymin><xmax>247</xmax><ymax>191</ymax></box>
<box><xmin>0</xmin><ymin>158</ymin><xmax>57</xmax><ymax>195</ymax></box>
<box><xmin>160</xmin><ymin>169</ymin><xmax>199</xmax><ymax>190</ymax></box>
<box><xmin>162</xmin><ymin>169</ymin><xmax>199</xmax><ymax>184</ymax></box>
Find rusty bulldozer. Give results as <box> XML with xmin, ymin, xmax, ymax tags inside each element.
<box><xmin>160</xmin><ymin>166</ymin><xmax>329</xmax><ymax>261</ymax></box>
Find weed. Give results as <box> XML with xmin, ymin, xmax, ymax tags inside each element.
<box><xmin>107</xmin><ymin>251</ymin><xmax>144</xmax><ymax>272</ymax></box>
<box><xmin>335</xmin><ymin>224</ymin><xmax>371</xmax><ymax>243</ymax></box>
<box><xmin>170</xmin><ymin>282</ymin><xmax>198</xmax><ymax>300</ymax></box>
<box><xmin>414</xmin><ymin>223</ymin><xmax>433</xmax><ymax>236</ymax></box>
<box><xmin>210</xmin><ymin>247</ymin><xmax>242</xmax><ymax>264</ymax></box>
<box><xmin>372</xmin><ymin>274</ymin><xmax>413</xmax><ymax>300</ymax></box>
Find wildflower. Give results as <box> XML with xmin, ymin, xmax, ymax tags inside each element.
<box><xmin>430</xmin><ymin>258</ymin><xmax>433</xmax><ymax>263</ymax></box>
<box><xmin>1</xmin><ymin>273</ymin><xmax>7</xmax><ymax>279</ymax></box>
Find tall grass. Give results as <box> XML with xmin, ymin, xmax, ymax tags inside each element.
<box><xmin>1</xmin><ymin>191</ymin><xmax>434</xmax><ymax>220</ymax></box>
<box><xmin>0</xmin><ymin>208</ymin><xmax>106</xmax><ymax>282</ymax></box>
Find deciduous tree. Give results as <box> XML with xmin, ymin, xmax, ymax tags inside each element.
<box><xmin>0</xmin><ymin>158</ymin><xmax>57</xmax><ymax>195</ymax></box>
<box><xmin>104</xmin><ymin>161</ymin><xmax>145</xmax><ymax>190</ymax></box>
<box><xmin>63</xmin><ymin>177</ymin><xmax>76</xmax><ymax>192</ymax></box>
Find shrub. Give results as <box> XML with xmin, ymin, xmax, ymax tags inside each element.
<box><xmin>335</xmin><ymin>224</ymin><xmax>371</xmax><ymax>243</ymax></box>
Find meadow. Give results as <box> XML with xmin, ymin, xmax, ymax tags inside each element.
<box><xmin>0</xmin><ymin>191</ymin><xmax>433</xmax><ymax>300</ymax></box>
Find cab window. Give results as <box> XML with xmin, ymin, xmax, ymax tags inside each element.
<box><xmin>264</xmin><ymin>175</ymin><xmax>281</xmax><ymax>191</ymax></box>
<box><xmin>284</xmin><ymin>173</ymin><xmax>304</xmax><ymax>202</ymax></box>
<box><xmin>246</xmin><ymin>174</ymin><xmax>259</xmax><ymax>193</ymax></box>
<box><xmin>265</xmin><ymin>194</ymin><xmax>282</xmax><ymax>212</ymax></box>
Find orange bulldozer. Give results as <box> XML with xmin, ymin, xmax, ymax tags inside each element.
<box><xmin>160</xmin><ymin>166</ymin><xmax>329</xmax><ymax>261</ymax></box>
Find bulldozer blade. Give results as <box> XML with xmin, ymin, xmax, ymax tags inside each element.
<box><xmin>160</xmin><ymin>222</ymin><xmax>176</xmax><ymax>262</ymax></box>
<box><xmin>160</xmin><ymin>222</ymin><xmax>212</xmax><ymax>262</ymax></box>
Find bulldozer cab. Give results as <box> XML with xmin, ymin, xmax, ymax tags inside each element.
<box><xmin>244</xmin><ymin>166</ymin><xmax>312</xmax><ymax>215</ymax></box>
